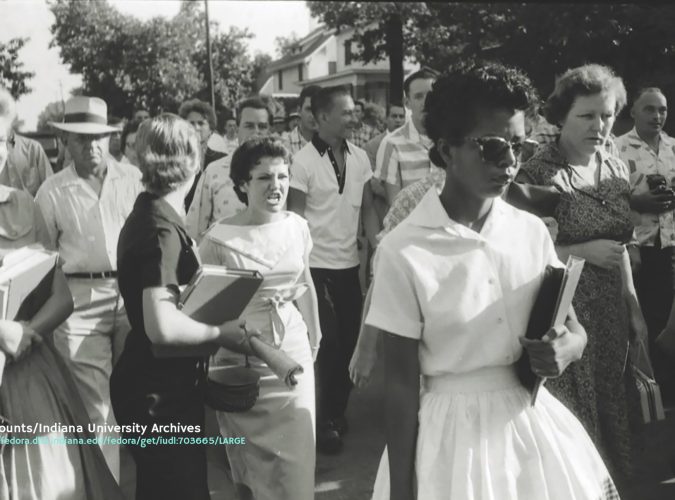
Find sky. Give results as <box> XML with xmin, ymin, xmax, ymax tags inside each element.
<box><xmin>0</xmin><ymin>0</ymin><xmax>315</xmax><ymax>130</ymax></box>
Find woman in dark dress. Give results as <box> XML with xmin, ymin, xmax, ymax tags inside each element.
<box><xmin>110</xmin><ymin>114</ymin><xmax>255</xmax><ymax>500</ymax></box>
<box><xmin>518</xmin><ymin>64</ymin><xmax>646</xmax><ymax>484</ymax></box>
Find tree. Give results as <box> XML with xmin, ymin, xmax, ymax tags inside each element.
<box><xmin>274</xmin><ymin>33</ymin><xmax>301</xmax><ymax>58</ymax></box>
<box><xmin>0</xmin><ymin>37</ymin><xmax>35</xmax><ymax>99</ymax></box>
<box><xmin>37</xmin><ymin>100</ymin><xmax>65</xmax><ymax>132</ymax></box>
<box><xmin>49</xmin><ymin>0</ymin><xmax>259</xmax><ymax>119</ymax></box>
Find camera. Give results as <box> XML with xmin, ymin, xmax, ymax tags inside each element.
<box><xmin>646</xmin><ymin>174</ymin><xmax>675</xmax><ymax>195</ymax></box>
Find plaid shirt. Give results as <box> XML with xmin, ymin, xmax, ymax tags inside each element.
<box><xmin>350</xmin><ymin>123</ymin><xmax>379</xmax><ymax>149</ymax></box>
<box><xmin>283</xmin><ymin>127</ymin><xmax>310</xmax><ymax>155</ymax></box>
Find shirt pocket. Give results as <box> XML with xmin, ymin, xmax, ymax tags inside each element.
<box><xmin>347</xmin><ymin>176</ymin><xmax>364</xmax><ymax>208</ymax></box>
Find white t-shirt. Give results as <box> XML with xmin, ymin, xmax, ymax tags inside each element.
<box><xmin>290</xmin><ymin>138</ymin><xmax>372</xmax><ymax>269</ymax></box>
<box><xmin>366</xmin><ymin>189</ymin><xmax>562</xmax><ymax>376</ymax></box>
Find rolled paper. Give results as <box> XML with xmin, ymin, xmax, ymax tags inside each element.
<box><xmin>249</xmin><ymin>335</ymin><xmax>303</xmax><ymax>388</ymax></box>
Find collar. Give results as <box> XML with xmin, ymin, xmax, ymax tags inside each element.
<box><xmin>625</xmin><ymin>126</ymin><xmax>675</xmax><ymax>149</ymax></box>
<box><xmin>311</xmin><ymin>133</ymin><xmax>351</xmax><ymax>157</ymax></box>
<box><xmin>134</xmin><ymin>191</ymin><xmax>185</xmax><ymax>229</ymax></box>
<box><xmin>61</xmin><ymin>156</ymin><xmax>124</xmax><ymax>187</ymax></box>
<box><xmin>406</xmin><ymin>187</ymin><xmax>507</xmax><ymax>237</ymax></box>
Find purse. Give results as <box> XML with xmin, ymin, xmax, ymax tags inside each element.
<box><xmin>205</xmin><ymin>354</ymin><xmax>261</xmax><ymax>413</ymax></box>
<box><xmin>631</xmin><ymin>340</ymin><xmax>666</xmax><ymax>424</ymax></box>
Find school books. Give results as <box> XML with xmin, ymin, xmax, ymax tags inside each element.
<box><xmin>151</xmin><ymin>265</ymin><xmax>264</xmax><ymax>358</ymax></box>
<box><xmin>516</xmin><ymin>255</ymin><xmax>585</xmax><ymax>405</ymax></box>
<box><xmin>0</xmin><ymin>246</ymin><xmax>59</xmax><ymax>384</ymax></box>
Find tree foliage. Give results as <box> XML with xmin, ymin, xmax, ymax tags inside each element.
<box><xmin>308</xmin><ymin>2</ymin><xmax>675</xmax><ymax>108</ymax></box>
<box><xmin>49</xmin><ymin>0</ymin><xmax>260</xmax><ymax>119</ymax></box>
<box><xmin>0</xmin><ymin>37</ymin><xmax>35</xmax><ymax>99</ymax></box>
<box><xmin>274</xmin><ymin>33</ymin><xmax>301</xmax><ymax>58</ymax></box>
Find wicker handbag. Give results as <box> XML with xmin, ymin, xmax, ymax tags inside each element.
<box><xmin>205</xmin><ymin>355</ymin><xmax>260</xmax><ymax>413</ymax></box>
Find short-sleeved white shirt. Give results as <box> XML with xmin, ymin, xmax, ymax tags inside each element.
<box><xmin>290</xmin><ymin>136</ymin><xmax>372</xmax><ymax>269</ymax></box>
<box><xmin>366</xmin><ymin>189</ymin><xmax>562</xmax><ymax>376</ymax></box>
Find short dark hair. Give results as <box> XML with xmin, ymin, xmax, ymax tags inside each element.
<box><xmin>543</xmin><ymin>64</ymin><xmax>626</xmax><ymax>126</ymax></box>
<box><xmin>178</xmin><ymin>99</ymin><xmax>216</xmax><ymax>130</ymax></box>
<box><xmin>355</xmin><ymin>100</ymin><xmax>366</xmax><ymax>111</ymax></box>
<box><xmin>423</xmin><ymin>61</ymin><xmax>538</xmax><ymax>166</ymax></box>
<box><xmin>631</xmin><ymin>86</ymin><xmax>665</xmax><ymax>107</ymax></box>
<box><xmin>387</xmin><ymin>102</ymin><xmax>405</xmax><ymax>115</ymax></box>
<box><xmin>230</xmin><ymin>137</ymin><xmax>290</xmax><ymax>205</ymax></box>
<box><xmin>311</xmin><ymin>85</ymin><xmax>351</xmax><ymax>117</ymax></box>
<box><xmin>404</xmin><ymin>68</ymin><xmax>438</xmax><ymax>97</ymax></box>
<box><xmin>121</xmin><ymin>118</ymin><xmax>143</xmax><ymax>150</ymax></box>
<box><xmin>236</xmin><ymin>97</ymin><xmax>271</xmax><ymax>125</ymax></box>
<box><xmin>299</xmin><ymin>85</ymin><xmax>322</xmax><ymax>107</ymax></box>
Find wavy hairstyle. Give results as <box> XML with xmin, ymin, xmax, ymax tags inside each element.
<box><xmin>135</xmin><ymin>113</ymin><xmax>201</xmax><ymax>196</ymax></box>
<box><xmin>230</xmin><ymin>136</ymin><xmax>290</xmax><ymax>205</ymax></box>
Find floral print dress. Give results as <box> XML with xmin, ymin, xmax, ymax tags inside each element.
<box><xmin>521</xmin><ymin>142</ymin><xmax>639</xmax><ymax>481</ymax></box>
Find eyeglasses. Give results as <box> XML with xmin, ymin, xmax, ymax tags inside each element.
<box><xmin>465</xmin><ymin>135</ymin><xmax>524</xmax><ymax>164</ymax></box>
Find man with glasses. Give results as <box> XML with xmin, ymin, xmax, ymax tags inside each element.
<box><xmin>36</xmin><ymin>96</ymin><xmax>143</xmax><ymax>482</ymax></box>
<box><xmin>186</xmin><ymin>97</ymin><xmax>271</xmax><ymax>241</ymax></box>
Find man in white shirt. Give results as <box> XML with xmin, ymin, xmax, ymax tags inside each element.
<box><xmin>288</xmin><ymin>85</ymin><xmax>379</xmax><ymax>454</ymax></box>
<box><xmin>186</xmin><ymin>97</ymin><xmax>271</xmax><ymax>240</ymax></box>
<box><xmin>375</xmin><ymin>69</ymin><xmax>437</xmax><ymax>206</ymax></box>
<box><xmin>617</xmin><ymin>87</ymin><xmax>675</xmax><ymax>396</ymax></box>
<box><xmin>36</xmin><ymin>96</ymin><xmax>143</xmax><ymax>480</ymax></box>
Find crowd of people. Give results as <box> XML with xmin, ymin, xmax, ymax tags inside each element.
<box><xmin>0</xmin><ymin>53</ymin><xmax>674</xmax><ymax>500</ymax></box>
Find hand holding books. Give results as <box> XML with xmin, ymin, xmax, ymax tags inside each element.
<box><xmin>519</xmin><ymin>323</ymin><xmax>586</xmax><ymax>378</ymax></box>
<box><xmin>0</xmin><ymin>320</ymin><xmax>43</xmax><ymax>361</ymax></box>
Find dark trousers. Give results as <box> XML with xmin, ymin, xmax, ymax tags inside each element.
<box><xmin>635</xmin><ymin>244</ymin><xmax>675</xmax><ymax>398</ymax></box>
<box><xmin>311</xmin><ymin>266</ymin><xmax>363</xmax><ymax>422</ymax></box>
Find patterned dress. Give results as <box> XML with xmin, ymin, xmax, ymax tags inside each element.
<box><xmin>521</xmin><ymin>142</ymin><xmax>639</xmax><ymax>481</ymax></box>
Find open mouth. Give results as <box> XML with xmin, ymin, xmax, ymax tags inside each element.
<box><xmin>266</xmin><ymin>192</ymin><xmax>283</xmax><ymax>202</ymax></box>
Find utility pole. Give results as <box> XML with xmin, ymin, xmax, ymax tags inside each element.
<box><xmin>204</xmin><ymin>0</ymin><xmax>216</xmax><ymax>110</ymax></box>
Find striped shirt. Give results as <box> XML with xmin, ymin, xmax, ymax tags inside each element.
<box><xmin>374</xmin><ymin>120</ymin><xmax>432</xmax><ymax>188</ymax></box>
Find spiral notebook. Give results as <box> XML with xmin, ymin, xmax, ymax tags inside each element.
<box><xmin>151</xmin><ymin>265</ymin><xmax>263</xmax><ymax>358</ymax></box>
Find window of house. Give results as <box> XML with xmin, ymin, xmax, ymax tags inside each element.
<box><xmin>345</xmin><ymin>40</ymin><xmax>352</xmax><ymax>66</ymax></box>
<box><xmin>278</xmin><ymin>70</ymin><xmax>283</xmax><ymax>90</ymax></box>
<box><xmin>328</xmin><ymin>61</ymin><xmax>337</xmax><ymax>75</ymax></box>
<box><xmin>298</xmin><ymin>64</ymin><xmax>303</xmax><ymax>82</ymax></box>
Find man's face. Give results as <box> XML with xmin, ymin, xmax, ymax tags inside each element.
<box><xmin>186</xmin><ymin>111</ymin><xmax>211</xmax><ymax>144</ymax></box>
<box><xmin>0</xmin><ymin>116</ymin><xmax>11</xmax><ymax>169</ymax></box>
<box><xmin>404</xmin><ymin>77</ymin><xmax>434</xmax><ymax>123</ymax></box>
<box><xmin>386</xmin><ymin>105</ymin><xmax>406</xmax><ymax>132</ymax></box>
<box><xmin>134</xmin><ymin>110</ymin><xmax>150</xmax><ymax>121</ymax></box>
<box><xmin>108</xmin><ymin>123</ymin><xmax>123</xmax><ymax>157</ymax></box>
<box><xmin>354</xmin><ymin>103</ymin><xmax>364</xmax><ymax>123</ymax></box>
<box><xmin>299</xmin><ymin>97</ymin><xmax>316</xmax><ymax>133</ymax></box>
<box><xmin>238</xmin><ymin>107</ymin><xmax>270</xmax><ymax>142</ymax></box>
<box><xmin>632</xmin><ymin>90</ymin><xmax>668</xmax><ymax>136</ymax></box>
<box><xmin>67</xmin><ymin>132</ymin><xmax>110</xmax><ymax>171</ymax></box>
<box><xmin>444</xmin><ymin>108</ymin><xmax>525</xmax><ymax>201</ymax></box>
<box><xmin>318</xmin><ymin>94</ymin><xmax>356</xmax><ymax>141</ymax></box>
<box><xmin>225</xmin><ymin>119</ymin><xmax>237</xmax><ymax>138</ymax></box>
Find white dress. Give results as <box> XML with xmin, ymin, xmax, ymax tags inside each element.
<box><xmin>366</xmin><ymin>190</ymin><xmax>619</xmax><ymax>500</ymax></box>
<box><xmin>198</xmin><ymin>212</ymin><xmax>315</xmax><ymax>500</ymax></box>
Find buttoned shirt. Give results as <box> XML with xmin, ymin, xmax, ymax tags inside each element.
<box><xmin>2</xmin><ymin>134</ymin><xmax>54</xmax><ymax>196</ymax></box>
<box><xmin>374</xmin><ymin>120</ymin><xmax>433</xmax><ymax>188</ymax></box>
<box><xmin>350</xmin><ymin>122</ymin><xmax>378</xmax><ymax>149</ymax></box>
<box><xmin>35</xmin><ymin>159</ymin><xmax>143</xmax><ymax>273</ymax></box>
<box><xmin>366</xmin><ymin>189</ymin><xmax>561</xmax><ymax>376</ymax></box>
<box><xmin>616</xmin><ymin>127</ymin><xmax>675</xmax><ymax>247</ymax></box>
<box><xmin>283</xmin><ymin>126</ymin><xmax>310</xmax><ymax>156</ymax></box>
<box><xmin>185</xmin><ymin>155</ymin><xmax>247</xmax><ymax>240</ymax></box>
<box><xmin>290</xmin><ymin>135</ymin><xmax>372</xmax><ymax>269</ymax></box>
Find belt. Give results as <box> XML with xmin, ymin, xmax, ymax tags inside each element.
<box><xmin>66</xmin><ymin>271</ymin><xmax>118</xmax><ymax>279</ymax></box>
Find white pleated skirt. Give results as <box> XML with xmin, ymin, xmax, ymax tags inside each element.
<box><xmin>372</xmin><ymin>365</ymin><xmax>620</xmax><ymax>500</ymax></box>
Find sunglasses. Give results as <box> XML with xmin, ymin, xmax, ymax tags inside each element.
<box><xmin>465</xmin><ymin>136</ymin><xmax>524</xmax><ymax>164</ymax></box>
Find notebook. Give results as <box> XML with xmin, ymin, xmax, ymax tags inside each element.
<box><xmin>516</xmin><ymin>255</ymin><xmax>585</xmax><ymax>405</ymax></box>
<box><xmin>151</xmin><ymin>265</ymin><xmax>264</xmax><ymax>358</ymax></box>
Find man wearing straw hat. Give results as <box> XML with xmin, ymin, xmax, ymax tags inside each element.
<box><xmin>35</xmin><ymin>96</ymin><xmax>142</xmax><ymax>481</ymax></box>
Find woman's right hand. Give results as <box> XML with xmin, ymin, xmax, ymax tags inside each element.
<box><xmin>0</xmin><ymin>320</ymin><xmax>42</xmax><ymax>360</ymax></box>
<box><xmin>216</xmin><ymin>319</ymin><xmax>260</xmax><ymax>356</ymax></box>
<box><xmin>573</xmin><ymin>239</ymin><xmax>624</xmax><ymax>269</ymax></box>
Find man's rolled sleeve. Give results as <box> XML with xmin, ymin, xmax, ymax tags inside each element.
<box><xmin>365</xmin><ymin>243</ymin><xmax>423</xmax><ymax>339</ymax></box>
<box><xmin>375</xmin><ymin>139</ymin><xmax>400</xmax><ymax>187</ymax></box>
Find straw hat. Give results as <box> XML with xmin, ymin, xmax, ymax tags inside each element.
<box><xmin>50</xmin><ymin>96</ymin><xmax>119</xmax><ymax>134</ymax></box>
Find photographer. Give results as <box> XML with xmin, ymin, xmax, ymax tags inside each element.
<box><xmin>617</xmin><ymin>87</ymin><xmax>675</xmax><ymax>400</ymax></box>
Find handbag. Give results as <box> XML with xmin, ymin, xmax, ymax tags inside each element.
<box><xmin>631</xmin><ymin>340</ymin><xmax>666</xmax><ymax>424</ymax></box>
<box><xmin>205</xmin><ymin>354</ymin><xmax>260</xmax><ymax>413</ymax></box>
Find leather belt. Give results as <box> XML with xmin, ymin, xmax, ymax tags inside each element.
<box><xmin>66</xmin><ymin>271</ymin><xmax>118</xmax><ymax>279</ymax></box>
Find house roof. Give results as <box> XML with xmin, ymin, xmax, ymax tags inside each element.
<box><xmin>267</xmin><ymin>26</ymin><xmax>333</xmax><ymax>72</ymax></box>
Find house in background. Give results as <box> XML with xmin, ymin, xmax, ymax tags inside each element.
<box><xmin>259</xmin><ymin>25</ymin><xmax>419</xmax><ymax>110</ymax></box>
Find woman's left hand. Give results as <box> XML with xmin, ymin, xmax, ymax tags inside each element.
<box><xmin>519</xmin><ymin>325</ymin><xmax>585</xmax><ymax>378</ymax></box>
